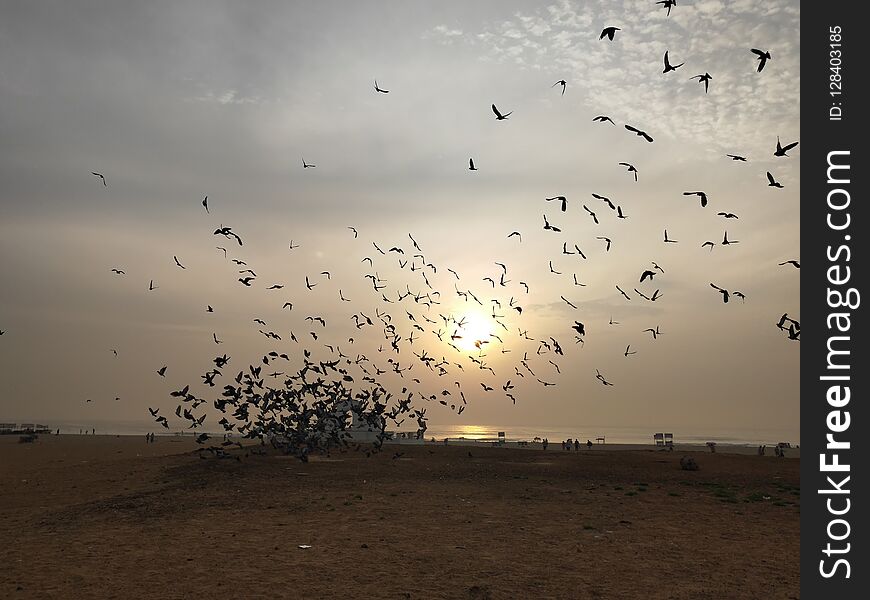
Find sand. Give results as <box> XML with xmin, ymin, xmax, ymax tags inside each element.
<box><xmin>0</xmin><ymin>434</ymin><xmax>799</xmax><ymax>599</ymax></box>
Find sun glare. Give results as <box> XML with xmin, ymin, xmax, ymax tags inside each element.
<box><xmin>452</xmin><ymin>310</ymin><xmax>500</xmax><ymax>353</ymax></box>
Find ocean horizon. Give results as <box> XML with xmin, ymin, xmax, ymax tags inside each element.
<box><xmin>4</xmin><ymin>418</ymin><xmax>799</xmax><ymax>447</ymax></box>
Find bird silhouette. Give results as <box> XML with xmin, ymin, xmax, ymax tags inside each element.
<box><xmin>721</xmin><ymin>231</ymin><xmax>739</xmax><ymax>245</ymax></box>
<box><xmin>591</xmin><ymin>193</ymin><xmax>615</xmax><ymax>210</ymax></box>
<box><xmin>491</xmin><ymin>104</ymin><xmax>512</xmax><ymax>120</ymax></box>
<box><xmin>507</xmin><ymin>231</ymin><xmax>522</xmax><ymax>242</ymax></box>
<box><xmin>766</xmin><ymin>171</ymin><xmax>783</xmax><ymax>188</ymax></box>
<box><xmin>582</xmin><ymin>205</ymin><xmax>599</xmax><ymax>224</ymax></box>
<box><xmin>91</xmin><ymin>172</ymin><xmax>107</xmax><ymax>186</ymax></box>
<box><xmin>726</xmin><ymin>154</ymin><xmax>747</xmax><ymax>161</ymax></box>
<box><xmin>639</xmin><ymin>270</ymin><xmax>656</xmax><ymax>283</ymax></box>
<box><xmin>779</xmin><ymin>260</ymin><xmax>800</xmax><ymax>268</ymax></box>
<box><xmin>663</xmin><ymin>229</ymin><xmax>678</xmax><ymax>243</ymax></box>
<box><xmin>625</xmin><ymin>124</ymin><xmax>653</xmax><ymax>142</ymax></box>
<box><xmin>110</xmin><ymin>268</ymin><xmax>125</xmax><ymax>275</ymax></box>
<box><xmin>157</xmin><ymin>366</ymin><xmax>167</xmax><ymax>377</ymax></box>
<box><xmin>656</xmin><ymin>0</ymin><xmax>676</xmax><ymax>16</ymax></box>
<box><xmin>543</xmin><ymin>215</ymin><xmax>561</xmax><ymax>233</ymax></box>
<box><xmin>468</xmin><ymin>158</ymin><xmax>477</xmax><ymax>171</ymax></box>
<box><xmin>597</xmin><ymin>236</ymin><xmax>612</xmax><ymax>252</ymax></box>
<box><xmin>202</xmin><ymin>196</ymin><xmax>209</xmax><ymax>213</ymax></box>
<box><xmin>718</xmin><ymin>212</ymin><xmax>739</xmax><ymax>219</ymax></box>
<box><xmin>593</xmin><ymin>115</ymin><xmax>615</xmax><ymax>125</ymax></box>
<box><xmin>173</xmin><ymin>256</ymin><xmax>186</xmax><ymax>269</ymax></box>
<box><xmin>691</xmin><ymin>72</ymin><xmax>712</xmax><ymax>93</ymax></box>
<box><xmin>618</xmin><ymin>162</ymin><xmax>638</xmax><ymax>181</ymax></box>
<box><xmin>710</xmin><ymin>283</ymin><xmax>730</xmax><ymax>303</ymax></box>
<box><xmin>751</xmin><ymin>48</ymin><xmax>771</xmax><ymax>72</ymax></box>
<box><xmin>552</xmin><ymin>79</ymin><xmax>567</xmax><ymax>95</ymax></box>
<box><xmin>546</xmin><ymin>196</ymin><xmax>567</xmax><ymax>212</ymax></box>
<box><xmin>625</xmin><ymin>345</ymin><xmax>636</xmax><ymax>356</ymax></box>
<box><xmin>374</xmin><ymin>80</ymin><xmax>389</xmax><ymax>93</ymax></box>
<box><xmin>662</xmin><ymin>51</ymin><xmax>684</xmax><ymax>73</ymax></box>
<box><xmin>302</xmin><ymin>157</ymin><xmax>316</xmax><ymax>168</ymax></box>
<box><xmin>683</xmin><ymin>191</ymin><xmax>708</xmax><ymax>207</ymax></box>
<box><xmin>600</xmin><ymin>27</ymin><xmax>620</xmax><ymax>41</ymax></box>
<box><xmin>774</xmin><ymin>136</ymin><xmax>799</xmax><ymax>157</ymax></box>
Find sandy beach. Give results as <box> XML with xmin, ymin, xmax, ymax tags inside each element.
<box><xmin>0</xmin><ymin>434</ymin><xmax>799</xmax><ymax>599</ymax></box>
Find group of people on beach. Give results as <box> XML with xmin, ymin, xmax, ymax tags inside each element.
<box><xmin>552</xmin><ymin>438</ymin><xmax>593</xmax><ymax>451</ymax></box>
<box><xmin>757</xmin><ymin>444</ymin><xmax>786</xmax><ymax>457</ymax></box>
<box><xmin>145</xmin><ymin>432</ymin><xmax>156</xmax><ymax>443</ymax></box>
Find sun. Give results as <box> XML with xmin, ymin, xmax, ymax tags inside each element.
<box><xmin>452</xmin><ymin>310</ymin><xmax>499</xmax><ymax>353</ymax></box>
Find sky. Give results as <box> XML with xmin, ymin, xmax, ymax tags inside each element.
<box><xmin>0</xmin><ymin>0</ymin><xmax>800</xmax><ymax>441</ymax></box>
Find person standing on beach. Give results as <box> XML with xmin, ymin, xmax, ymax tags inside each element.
<box><xmin>542</xmin><ymin>438</ymin><xmax>548</xmax><ymax>451</ymax></box>
<box><xmin>587</xmin><ymin>439</ymin><xmax>592</xmax><ymax>449</ymax></box>
<box><xmin>574</xmin><ymin>439</ymin><xmax>580</xmax><ymax>451</ymax></box>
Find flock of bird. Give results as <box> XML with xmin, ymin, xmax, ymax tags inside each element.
<box><xmin>53</xmin><ymin>2</ymin><xmax>800</xmax><ymax>460</ymax></box>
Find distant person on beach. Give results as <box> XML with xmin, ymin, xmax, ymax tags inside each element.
<box><xmin>574</xmin><ymin>439</ymin><xmax>580</xmax><ymax>451</ymax></box>
<box><xmin>92</xmin><ymin>428</ymin><xmax>95</xmax><ymax>435</ymax></box>
<box><xmin>542</xmin><ymin>438</ymin><xmax>548</xmax><ymax>451</ymax></box>
<box><xmin>587</xmin><ymin>439</ymin><xmax>592</xmax><ymax>449</ymax></box>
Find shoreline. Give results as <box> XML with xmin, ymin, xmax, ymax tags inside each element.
<box><xmin>7</xmin><ymin>431</ymin><xmax>800</xmax><ymax>458</ymax></box>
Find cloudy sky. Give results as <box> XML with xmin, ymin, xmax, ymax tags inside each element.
<box><xmin>0</xmin><ymin>0</ymin><xmax>800</xmax><ymax>440</ymax></box>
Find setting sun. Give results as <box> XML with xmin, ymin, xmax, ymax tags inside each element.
<box><xmin>451</xmin><ymin>310</ymin><xmax>500</xmax><ymax>353</ymax></box>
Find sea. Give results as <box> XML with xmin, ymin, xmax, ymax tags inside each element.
<box><xmin>25</xmin><ymin>419</ymin><xmax>799</xmax><ymax>447</ymax></box>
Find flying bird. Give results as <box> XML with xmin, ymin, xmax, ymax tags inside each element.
<box><xmin>546</xmin><ymin>196</ymin><xmax>567</xmax><ymax>212</ymax></box>
<box><xmin>491</xmin><ymin>104</ymin><xmax>512</xmax><ymax>120</ymax></box>
<box><xmin>173</xmin><ymin>256</ymin><xmax>186</xmax><ymax>269</ymax></box>
<box><xmin>710</xmin><ymin>283</ymin><xmax>730</xmax><ymax>303</ymax></box>
<box><xmin>618</xmin><ymin>162</ymin><xmax>638</xmax><ymax>181</ymax></box>
<box><xmin>348</xmin><ymin>226</ymin><xmax>358</xmax><ymax>238</ymax></box>
<box><xmin>582</xmin><ymin>205</ymin><xmax>599</xmax><ymax>224</ymax></box>
<box><xmin>718</xmin><ymin>212</ymin><xmax>739</xmax><ymax>219</ymax></box>
<box><xmin>600</xmin><ymin>27</ymin><xmax>620</xmax><ymax>41</ymax></box>
<box><xmin>374</xmin><ymin>80</ymin><xmax>389</xmax><ymax>93</ymax></box>
<box><xmin>624</xmin><ymin>345</ymin><xmax>636</xmax><ymax>357</ymax></box>
<box><xmin>91</xmin><ymin>172</ymin><xmax>107</xmax><ymax>186</ymax></box>
<box><xmin>202</xmin><ymin>196</ymin><xmax>209</xmax><ymax>213</ymax></box>
<box><xmin>625</xmin><ymin>124</ymin><xmax>653</xmax><ymax>143</ymax></box>
<box><xmin>157</xmin><ymin>366</ymin><xmax>167</xmax><ymax>377</ymax></box>
<box><xmin>639</xmin><ymin>270</ymin><xmax>656</xmax><ymax>283</ymax></box>
<box><xmin>302</xmin><ymin>157</ymin><xmax>315</xmax><ymax>168</ymax></box>
<box><xmin>149</xmin><ymin>279</ymin><xmax>158</xmax><ymax>291</ymax></box>
<box><xmin>721</xmin><ymin>231</ymin><xmax>739</xmax><ymax>245</ymax></box>
<box><xmin>593</xmin><ymin>115</ymin><xmax>615</xmax><ymax>125</ymax></box>
<box><xmin>656</xmin><ymin>0</ymin><xmax>676</xmax><ymax>16</ymax></box>
<box><xmin>751</xmin><ymin>48</ymin><xmax>771</xmax><ymax>72</ymax></box>
<box><xmin>597</xmin><ymin>236</ymin><xmax>612</xmax><ymax>251</ymax></box>
<box><xmin>683</xmin><ymin>191</ymin><xmax>708</xmax><ymax>207</ymax></box>
<box><xmin>468</xmin><ymin>158</ymin><xmax>477</xmax><ymax>171</ymax></box>
<box><xmin>507</xmin><ymin>231</ymin><xmax>522</xmax><ymax>241</ymax></box>
<box><xmin>543</xmin><ymin>215</ymin><xmax>561</xmax><ymax>232</ymax></box>
<box><xmin>662</xmin><ymin>51</ymin><xmax>684</xmax><ymax>73</ymax></box>
<box><xmin>774</xmin><ymin>137</ymin><xmax>799</xmax><ymax>157</ymax></box>
<box><xmin>110</xmin><ymin>268</ymin><xmax>125</xmax><ymax>275</ymax></box>
<box><xmin>663</xmin><ymin>229</ymin><xmax>678</xmax><ymax>243</ymax></box>
<box><xmin>552</xmin><ymin>79</ymin><xmax>567</xmax><ymax>95</ymax></box>
<box><xmin>767</xmin><ymin>171</ymin><xmax>783</xmax><ymax>188</ymax></box>
<box><xmin>691</xmin><ymin>72</ymin><xmax>712</xmax><ymax>93</ymax></box>
<box><xmin>779</xmin><ymin>260</ymin><xmax>800</xmax><ymax>268</ymax></box>
<box><xmin>726</xmin><ymin>154</ymin><xmax>747</xmax><ymax>161</ymax></box>
<box><xmin>591</xmin><ymin>193</ymin><xmax>615</xmax><ymax>210</ymax></box>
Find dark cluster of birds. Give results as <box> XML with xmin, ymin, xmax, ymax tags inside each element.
<box><xmin>72</xmin><ymin>2</ymin><xmax>799</xmax><ymax>462</ymax></box>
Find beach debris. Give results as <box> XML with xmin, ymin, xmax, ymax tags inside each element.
<box><xmin>298</xmin><ymin>545</ymin><xmax>312</xmax><ymax>549</ymax></box>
